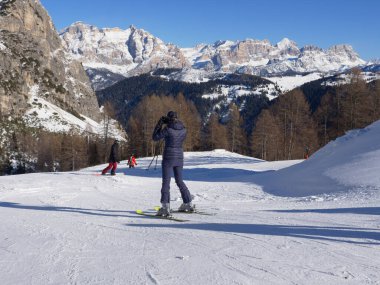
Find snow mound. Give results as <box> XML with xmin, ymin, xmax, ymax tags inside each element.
<box><xmin>256</xmin><ymin>120</ymin><xmax>380</xmax><ymax>197</ymax></box>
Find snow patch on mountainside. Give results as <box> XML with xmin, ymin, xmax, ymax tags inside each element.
<box><xmin>322</xmin><ymin>72</ymin><xmax>380</xmax><ymax>87</ymax></box>
<box><xmin>266</xmin><ymin>73</ymin><xmax>323</xmax><ymax>92</ymax></box>
<box><xmin>84</xmin><ymin>62</ymin><xmax>138</xmax><ymax>76</ymax></box>
<box><xmin>24</xmin><ymin>85</ymin><xmax>100</xmax><ymax>133</ymax></box>
<box><xmin>23</xmin><ymin>85</ymin><xmax>123</xmax><ymax>139</ymax></box>
<box><xmin>200</xmin><ymin>83</ymin><xmax>279</xmax><ymax>101</ymax></box>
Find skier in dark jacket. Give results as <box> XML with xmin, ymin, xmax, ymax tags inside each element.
<box><xmin>152</xmin><ymin>111</ymin><xmax>194</xmax><ymax>216</ymax></box>
<box><xmin>101</xmin><ymin>140</ymin><xmax>120</xmax><ymax>175</ymax></box>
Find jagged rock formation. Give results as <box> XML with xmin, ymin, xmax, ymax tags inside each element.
<box><xmin>60</xmin><ymin>22</ymin><xmax>366</xmax><ymax>88</ymax></box>
<box><xmin>0</xmin><ymin>0</ymin><xmax>101</xmax><ymax>121</ymax></box>
<box><xmin>61</xmin><ymin>22</ymin><xmax>188</xmax><ymax>78</ymax></box>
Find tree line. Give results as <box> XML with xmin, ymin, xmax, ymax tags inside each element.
<box><xmin>126</xmin><ymin>93</ymin><xmax>250</xmax><ymax>157</ymax></box>
<box><xmin>125</xmin><ymin>70</ymin><xmax>380</xmax><ymax>161</ymax></box>
<box><xmin>96</xmin><ymin>73</ymin><xmax>273</xmax><ymax>129</ymax></box>
<box><xmin>0</xmin><ymin>118</ymin><xmax>129</xmax><ymax>175</ymax></box>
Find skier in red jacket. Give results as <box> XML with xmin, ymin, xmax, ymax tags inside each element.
<box><xmin>128</xmin><ymin>154</ymin><xmax>137</xmax><ymax>168</ymax></box>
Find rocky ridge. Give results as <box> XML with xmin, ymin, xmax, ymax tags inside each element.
<box><xmin>0</xmin><ymin>0</ymin><xmax>101</xmax><ymax>127</ymax></box>
<box><xmin>60</xmin><ymin>22</ymin><xmax>367</xmax><ymax>89</ymax></box>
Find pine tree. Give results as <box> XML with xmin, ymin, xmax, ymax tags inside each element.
<box><xmin>271</xmin><ymin>89</ymin><xmax>318</xmax><ymax>159</ymax></box>
<box><xmin>227</xmin><ymin>103</ymin><xmax>247</xmax><ymax>154</ymax></box>
<box><xmin>251</xmin><ymin>109</ymin><xmax>281</xmax><ymax>160</ymax></box>
<box><xmin>203</xmin><ymin>113</ymin><xmax>228</xmax><ymax>150</ymax></box>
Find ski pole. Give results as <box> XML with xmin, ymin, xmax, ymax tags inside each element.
<box><xmin>146</xmin><ymin>141</ymin><xmax>158</xmax><ymax>170</ymax></box>
<box><xmin>154</xmin><ymin>154</ymin><xmax>159</xmax><ymax>170</ymax></box>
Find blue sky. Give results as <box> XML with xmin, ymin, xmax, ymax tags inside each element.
<box><xmin>40</xmin><ymin>0</ymin><xmax>380</xmax><ymax>60</ymax></box>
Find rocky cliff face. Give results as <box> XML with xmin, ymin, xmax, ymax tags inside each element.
<box><xmin>60</xmin><ymin>22</ymin><xmax>366</xmax><ymax>86</ymax></box>
<box><xmin>188</xmin><ymin>38</ymin><xmax>365</xmax><ymax>76</ymax></box>
<box><xmin>61</xmin><ymin>22</ymin><xmax>189</xmax><ymax>78</ymax></box>
<box><xmin>0</xmin><ymin>0</ymin><xmax>101</xmax><ymax>121</ymax></box>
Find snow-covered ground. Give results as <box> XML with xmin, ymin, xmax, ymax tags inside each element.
<box><xmin>255</xmin><ymin>120</ymin><xmax>380</xmax><ymax>198</ymax></box>
<box><xmin>265</xmin><ymin>73</ymin><xmax>323</xmax><ymax>92</ymax></box>
<box><xmin>23</xmin><ymin>85</ymin><xmax>124</xmax><ymax>139</ymax></box>
<box><xmin>1</xmin><ymin>122</ymin><xmax>380</xmax><ymax>284</ymax></box>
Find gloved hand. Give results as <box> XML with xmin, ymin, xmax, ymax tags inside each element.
<box><xmin>160</xmin><ymin>116</ymin><xmax>169</xmax><ymax>124</ymax></box>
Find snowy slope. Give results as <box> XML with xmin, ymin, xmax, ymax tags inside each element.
<box><xmin>1</xmin><ymin>141</ymin><xmax>380</xmax><ymax>284</ymax></box>
<box><xmin>23</xmin><ymin>85</ymin><xmax>123</xmax><ymax>139</ymax></box>
<box><xmin>265</xmin><ymin>72</ymin><xmax>324</xmax><ymax>92</ymax></box>
<box><xmin>255</xmin><ymin>120</ymin><xmax>380</xmax><ymax>197</ymax></box>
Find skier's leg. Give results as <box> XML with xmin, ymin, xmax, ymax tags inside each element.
<box><xmin>160</xmin><ymin>165</ymin><xmax>171</xmax><ymax>204</ymax></box>
<box><xmin>102</xmin><ymin>163</ymin><xmax>113</xmax><ymax>174</ymax></box>
<box><xmin>173</xmin><ymin>166</ymin><xmax>192</xmax><ymax>203</ymax></box>
<box><xmin>111</xmin><ymin>162</ymin><xmax>117</xmax><ymax>175</ymax></box>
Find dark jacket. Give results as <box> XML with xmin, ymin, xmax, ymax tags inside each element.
<box><xmin>108</xmin><ymin>142</ymin><xmax>120</xmax><ymax>163</ymax></box>
<box><xmin>152</xmin><ymin>119</ymin><xmax>187</xmax><ymax>166</ymax></box>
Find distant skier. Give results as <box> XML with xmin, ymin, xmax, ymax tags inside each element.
<box><xmin>101</xmin><ymin>140</ymin><xmax>120</xmax><ymax>175</ymax></box>
<box><xmin>304</xmin><ymin>147</ymin><xmax>310</xmax><ymax>160</ymax></box>
<box><xmin>152</xmin><ymin>111</ymin><xmax>194</xmax><ymax>216</ymax></box>
<box><xmin>128</xmin><ymin>154</ymin><xmax>137</xmax><ymax>168</ymax></box>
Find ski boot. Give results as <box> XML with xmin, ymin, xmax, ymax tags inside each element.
<box><xmin>178</xmin><ymin>202</ymin><xmax>195</xmax><ymax>213</ymax></box>
<box><xmin>156</xmin><ymin>203</ymin><xmax>171</xmax><ymax>217</ymax></box>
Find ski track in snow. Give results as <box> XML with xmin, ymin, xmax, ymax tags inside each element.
<box><xmin>0</xmin><ymin>150</ymin><xmax>380</xmax><ymax>284</ymax></box>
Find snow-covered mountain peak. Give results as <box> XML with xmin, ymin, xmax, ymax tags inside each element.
<box><xmin>327</xmin><ymin>44</ymin><xmax>362</xmax><ymax>61</ymax></box>
<box><xmin>61</xmin><ymin>21</ymin><xmax>95</xmax><ymax>34</ymax></box>
<box><xmin>213</xmin><ymin>40</ymin><xmax>236</xmax><ymax>49</ymax></box>
<box><xmin>60</xmin><ymin>22</ymin><xmax>188</xmax><ymax>77</ymax></box>
<box><xmin>275</xmin><ymin>37</ymin><xmax>297</xmax><ymax>50</ymax></box>
<box><xmin>328</xmin><ymin>44</ymin><xmax>355</xmax><ymax>53</ymax></box>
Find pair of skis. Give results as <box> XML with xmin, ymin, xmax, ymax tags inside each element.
<box><xmin>135</xmin><ymin>206</ymin><xmax>215</xmax><ymax>222</ymax></box>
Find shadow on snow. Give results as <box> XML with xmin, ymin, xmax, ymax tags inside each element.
<box><xmin>268</xmin><ymin>207</ymin><xmax>380</xmax><ymax>215</ymax></box>
<box><xmin>115</xmin><ymin>167</ymin><xmax>270</xmax><ymax>183</ymax></box>
<box><xmin>127</xmin><ymin>222</ymin><xmax>380</xmax><ymax>245</ymax></box>
<box><xmin>0</xmin><ymin>201</ymin><xmax>140</xmax><ymax>219</ymax></box>
<box><xmin>1</xmin><ymin>202</ymin><xmax>379</xmax><ymax>245</ymax></box>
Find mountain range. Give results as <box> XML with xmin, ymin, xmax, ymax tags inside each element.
<box><xmin>60</xmin><ymin>22</ymin><xmax>368</xmax><ymax>90</ymax></box>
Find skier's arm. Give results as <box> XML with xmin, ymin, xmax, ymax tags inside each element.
<box><xmin>152</xmin><ymin>117</ymin><xmax>168</xmax><ymax>141</ymax></box>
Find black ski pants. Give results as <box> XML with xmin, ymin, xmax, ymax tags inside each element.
<box><xmin>160</xmin><ymin>165</ymin><xmax>192</xmax><ymax>204</ymax></box>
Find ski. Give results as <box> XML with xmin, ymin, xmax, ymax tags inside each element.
<box><xmin>135</xmin><ymin>210</ymin><xmax>189</xmax><ymax>222</ymax></box>
<box><xmin>171</xmin><ymin>210</ymin><xmax>216</xmax><ymax>216</ymax></box>
<box><xmin>153</xmin><ymin>206</ymin><xmax>215</xmax><ymax>216</ymax></box>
